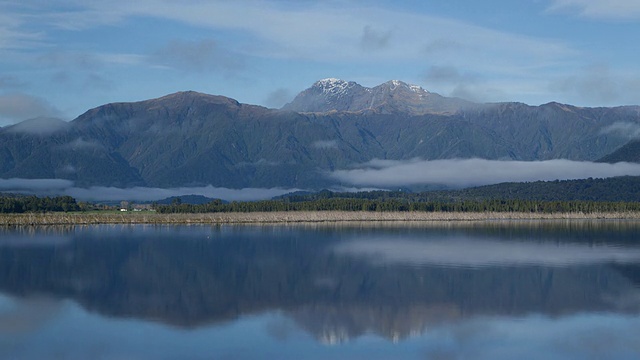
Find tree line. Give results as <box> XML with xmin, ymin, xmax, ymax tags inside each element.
<box><xmin>153</xmin><ymin>198</ymin><xmax>640</xmax><ymax>214</ymax></box>
<box><xmin>0</xmin><ymin>195</ymin><xmax>80</xmax><ymax>213</ymax></box>
<box><xmin>2</xmin><ymin>192</ymin><xmax>640</xmax><ymax>214</ymax></box>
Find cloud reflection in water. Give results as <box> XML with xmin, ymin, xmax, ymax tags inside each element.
<box><xmin>333</xmin><ymin>237</ymin><xmax>640</xmax><ymax>268</ymax></box>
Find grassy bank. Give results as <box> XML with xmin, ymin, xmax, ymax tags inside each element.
<box><xmin>2</xmin><ymin>210</ymin><xmax>640</xmax><ymax>226</ymax></box>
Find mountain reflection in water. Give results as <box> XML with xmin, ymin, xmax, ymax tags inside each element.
<box><xmin>1</xmin><ymin>221</ymin><xmax>640</xmax><ymax>358</ymax></box>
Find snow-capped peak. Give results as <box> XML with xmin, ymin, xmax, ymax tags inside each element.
<box><xmin>313</xmin><ymin>78</ymin><xmax>355</xmax><ymax>96</ymax></box>
<box><xmin>409</xmin><ymin>84</ymin><xmax>426</xmax><ymax>93</ymax></box>
<box><xmin>284</xmin><ymin>78</ymin><xmax>466</xmax><ymax>114</ymax></box>
<box><xmin>384</xmin><ymin>80</ymin><xmax>426</xmax><ymax>94</ymax></box>
<box><xmin>315</xmin><ymin>78</ymin><xmax>348</xmax><ymax>88</ymax></box>
<box><xmin>317</xmin><ymin>77</ymin><xmax>345</xmax><ymax>84</ymax></box>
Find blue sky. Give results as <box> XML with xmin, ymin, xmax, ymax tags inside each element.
<box><xmin>1</xmin><ymin>0</ymin><xmax>640</xmax><ymax>126</ymax></box>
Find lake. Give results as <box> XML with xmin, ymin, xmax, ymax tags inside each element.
<box><xmin>1</xmin><ymin>220</ymin><xmax>640</xmax><ymax>359</ymax></box>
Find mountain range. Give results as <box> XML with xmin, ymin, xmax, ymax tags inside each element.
<box><xmin>1</xmin><ymin>78</ymin><xmax>640</xmax><ymax>190</ymax></box>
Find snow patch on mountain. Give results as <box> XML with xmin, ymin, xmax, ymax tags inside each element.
<box><xmin>315</xmin><ymin>78</ymin><xmax>349</xmax><ymax>93</ymax></box>
<box><xmin>283</xmin><ymin>78</ymin><xmax>471</xmax><ymax>114</ymax></box>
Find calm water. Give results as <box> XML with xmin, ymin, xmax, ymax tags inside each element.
<box><xmin>1</xmin><ymin>221</ymin><xmax>640</xmax><ymax>359</ymax></box>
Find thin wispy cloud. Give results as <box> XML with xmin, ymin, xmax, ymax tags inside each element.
<box><xmin>549</xmin><ymin>65</ymin><xmax>640</xmax><ymax>105</ymax></box>
<box><xmin>548</xmin><ymin>0</ymin><xmax>640</xmax><ymax>20</ymax></box>
<box><xmin>601</xmin><ymin>122</ymin><xmax>640</xmax><ymax>140</ymax></box>
<box><xmin>0</xmin><ymin>75</ymin><xmax>25</xmax><ymax>89</ymax></box>
<box><xmin>360</xmin><ymin>25</ymin><xmax>392</xmax><ymax>51</ymax></box>
<box><xmin>60</xmin><ymin>138</ymin><xmax>104</xmax><ymax>150</ymax></box>
<box><xmin>0</xmin><ymin>93</ymin><xmax>62</xmax><ymax>125</ymax></box>
<box><xmin>5</xmin><ymin>1</ymin><xmax>574</xmax><ymax>66</ymax></box>
<box><xmin>424</xmin><ymin>65</ymin><xmax>483</xmax><ymax>101</ymax></box>
<box><xmin>150</xmin><ymin>39</ymin><xmax>244</xmax><ymax>73</ymax></box>
<box><xmin>329</xmin><ymin>158</ymin><xmax>640</xmax><ymax>188</ymax></box>
<box><xmin>1</xmin><ymin>0</ymin><xmax>639</xmax><ymax>121</ymax></box>
<box><xmin>264</xmin><ymin>88</ymin><xmax>292</xmax><ymax>108</ymax></box>
<box><xmin>311</xmin><ymin>140</ymin><xmax>339</xmax><ymax>150</ymax></box>
<box><xmin>5</xmin><ymin>117</ymin><xmax>68</xmax><ymax>135</ymax></box>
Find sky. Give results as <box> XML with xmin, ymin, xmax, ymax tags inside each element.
<box><xmin>1</xmin><ymin>0</ymin><xmax>640</xmax><ymax>126</ymax></box>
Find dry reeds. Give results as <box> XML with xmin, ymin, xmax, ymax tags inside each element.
<box><xmin>1</xmin><ymin>210</ymin><xmax>640</xmax><ymax>226</ymax></box>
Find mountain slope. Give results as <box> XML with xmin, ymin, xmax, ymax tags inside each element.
<box><xmin>598</xmin><ymin>139</ymin><xmax>640</xmax><ymax>163</ymax></box>
<box><xmin>1</xmin><ymin>80</ymin><xmax>640</xmax><ymax>189</ymax></box>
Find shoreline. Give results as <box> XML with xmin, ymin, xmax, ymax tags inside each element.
<box><xmin>2</xmin><ymin>211</ymin><xmax>640</xmax><ymax>226</ymax></box>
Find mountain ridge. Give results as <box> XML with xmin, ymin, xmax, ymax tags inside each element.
<box><xmin>1</xmin><ymin>80</ymin><xmax>640</xmax><ymax>189</ymax></box>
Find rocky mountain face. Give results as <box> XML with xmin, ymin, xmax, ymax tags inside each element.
<box><xmin>282</xmin><ymin>78</ymin><xmax>471</xmax><ymax>114</ymax></box>
<box><xmin>1</xmin><ymin>80</ymin><xmax>639</xmax><ymax>189</ymax></box>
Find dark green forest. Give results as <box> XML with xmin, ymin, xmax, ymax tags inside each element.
<box><xmin>153</xmin><ymin>197</ymin><xmax>640</xmax><ymax>214</ymax></box>
<box><xmin>154</xmin><ymin>176</ymin><xmax>640</xmax><ymax>214</ymax></box>
<box><xmin>0</xmin><ymin>195</ymin><xmax>80</xmax><ymax>213</ymax></box>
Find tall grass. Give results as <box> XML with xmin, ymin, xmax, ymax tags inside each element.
<box><xmin>1</xmin><ymin>210</ymin><xmax>640</xmax><ymax>226</ymax></box>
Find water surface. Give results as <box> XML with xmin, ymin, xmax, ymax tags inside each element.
<box><xmin>1</xmin><ymin>221</ymin><xmax>640</xmax><ymax>359</ymax></box>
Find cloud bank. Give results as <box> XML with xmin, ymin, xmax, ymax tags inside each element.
<box><xmin>329</xmin><ymin>158</ymin><xmax>640</xmax><ymax>188</ymax></box>
<box><xmin>65</xmin><ymin>186</ymin><xmax>298</xmax><ymax>202</ymax></box>
<box><xmin>0</xmin><ymin>179</ymin><xmax>300</xmax><ymax>202</ymax></box>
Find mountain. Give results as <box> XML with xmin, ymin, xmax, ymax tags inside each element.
<box><xmin>154</xmin><ymin>195</ymin><xmax>222</xmax><ymax>205</ymax></box>
<box><xmin>282</xmin><ymin>78</ymin><xmax>471</xmax><ymax>114</ymax></box>
<box><xmin>1</xmin><ymin>80</ymin><xmax>640</xmax><ymax>190</ymax></box>
<box><xmin>599</xmin><ymin>139</ymin><xmax>640</xmax><ymax>163</ymax></box>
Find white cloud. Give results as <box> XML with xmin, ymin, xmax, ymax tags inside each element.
<box><xmin>601</xmin><ymin>122</ymin><xmax>640</xmax><ymax>140</ymax></box>
<box><xmin>0</xmin><ymin>178</ymin><xmax>300</xmax><ymax>202</ymax></box>
<box><xmin>548</xmin><ymin>0</ymin><xmax>640</xmax><ymax>20</ymax></box>
<box><xmin>329</xmin><ymin>158</ymin><xmax>640</xmax><ymax>188</ymax></box>
<box><xmin>333</xmin><ymin>237</ymin><xmax>640</xmax><ymax>267</ymax></box>
<box><xmin>0</xmin><ymin>7</ymin><xmax>43</xmax><ymax>50</ymax></box>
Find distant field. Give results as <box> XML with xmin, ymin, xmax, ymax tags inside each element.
<box><xmin>2</xmin><ymin>211</ymin><xmax>640</xmax><ymax>226</ymax></box>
